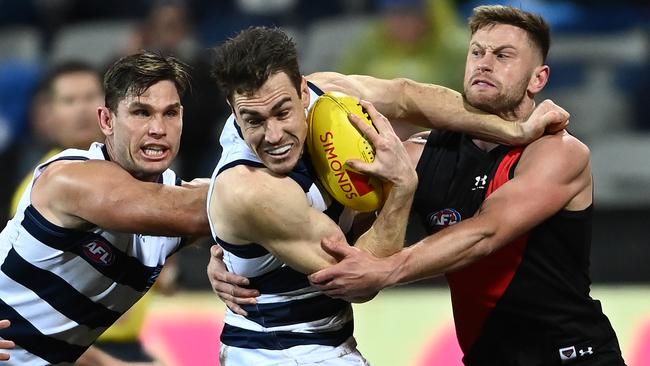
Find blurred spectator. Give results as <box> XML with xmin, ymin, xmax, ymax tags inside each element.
<box><xmin>125</xmin><ymin>0</ymin><xmax>229</xmax><ymax>180</ymax></box>
<box><xmin>10</xmin><ymin>61</ymin><xmax>103</xmax><ymax>215</ymax></box>
<box><xmin>340</xmin><ymin>0</ymin><xmax>467</xmax><ymax>91</ymax></box>
<box><xmin>0</xmin><ymin>61</ymin><xmax>41</xmax><ymax>227</ymax></box>
<box><xmin>126</xmin><ymin>0</ymin><xmax>199</xmax><ymax>61</ymax></box>
<box><xmin>338</xmin><ymin>0</ymin><xmax>467</xmax><ymax>139</ymax></box>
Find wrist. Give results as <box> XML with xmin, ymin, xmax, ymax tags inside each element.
<box><xmin>392</xmin><ymin>173</ymin><xmax>418</xmax><ymax>193</ymax></box>
<box><xmin>384</xmin><ymin>250</ymin><xmax>407</xmax><ymax>287</ymax></box>
<box><xmin>511</xmin><ymin>120</ymin><xmax>531</xmax><ymax>146</ymax></box>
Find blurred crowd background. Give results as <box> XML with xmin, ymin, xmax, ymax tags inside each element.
<box><xmin>0</xmin><ymin>0</ymin><xmax>648</xmax><ymax>289</ymax></box>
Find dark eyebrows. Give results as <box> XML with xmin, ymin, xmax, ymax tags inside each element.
<box><xmin>471</xmin><ymin>40</ymin><xmax>517</xmax><ymax>52</ymax></box>
<box><xmin>238</xmin><ymin>96</ymin><xmax>292</xmax><ymax>117</ymax></box>
<box><xmin>128</xmin><ymin>101</ymin><xmax>181</xmax><ymax>110</ymax></box>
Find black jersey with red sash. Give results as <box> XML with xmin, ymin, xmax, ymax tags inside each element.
<box><xmin>414</xmin><ymin>131</ymin><xmax>625</xmax><ymax>366</ymax></box>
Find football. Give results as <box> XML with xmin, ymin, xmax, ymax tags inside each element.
<box><xmin>306</xmin><ymin>91</ymin><xmax>384</xmax><ymax>212</ymax></box>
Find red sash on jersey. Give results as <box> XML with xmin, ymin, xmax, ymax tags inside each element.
<box><xmin>446</xmin><ymin>147</ymin><xmax>528</xmax><ymax>353</ymax></box>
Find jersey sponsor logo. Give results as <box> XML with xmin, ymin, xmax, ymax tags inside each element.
<box><xmin>472</xmin><ymin>174</ymin><xmax>488</xmax><ymax>191</ymax></box>
<box><xmin>427</xmin><ymin>208</ymin><xmax>461</xmax><ymax>230</ymax></box>
<box><xmin>82</xmin><ymin>239</ymin><xmax>115</xmax><ymax>266</ymax></box>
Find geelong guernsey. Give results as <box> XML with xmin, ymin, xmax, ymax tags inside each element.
<box><xmin>0</xmin><ymin>142</ymin><xmax>184</xmax><ymax>366</ymax></box>
<box><xmin>207</xmin><ymin>82</ymin><xmax>355</xmax><ymax>353</ymax></box>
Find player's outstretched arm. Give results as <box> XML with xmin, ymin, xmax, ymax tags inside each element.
<box><xmin>311</xmin><ymin>132</ymin><xmax>591</xmax><ymax>300</ymax></box>
<box><xmin>31</xmin><ymin>160</ymin><xmax>210</xmax><ymax>236</ymax></box>
<box><xmin>0</xmin><ymin>320</ymin><xmax>15</xmax><ymax>361</ymax></box>
<box><xmin>307</xmin><ymin>72</ymin><xmax>570</xmax><ymax>145</ymax></box>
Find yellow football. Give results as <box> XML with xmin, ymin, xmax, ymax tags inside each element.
<box><xmin>306</xmin><ymin>91</ymin><xmax>383</xmax><ymax>212</ymax></box>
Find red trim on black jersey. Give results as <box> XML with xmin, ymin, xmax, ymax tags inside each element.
<box><xmin>446</xmin><ymin>147</ymin><xmax>527</xmax><ymax>353</ymax></box>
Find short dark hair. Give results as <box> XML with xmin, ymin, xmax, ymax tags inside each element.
<box><xmin>211</xmin><ymin>26</ymin><xmax>302</xmax><ymax>103</ymax></box>
<box><xmin>103</xmin><ymin>51</ymin><xmax>191</xmax><ymax>112</ymax></box>
<box><xmin>41</xmin><ymin>61</ymin><xmax>101</xmax><ymax>97</ymax></box>
<box><xmin>469</xmin><ymin>5</ymin><xmax>550</xmax><ymax>63</ymax></box>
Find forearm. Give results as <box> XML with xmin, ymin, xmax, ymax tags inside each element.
<box><xmin>310</xmin><ymin>73</ymin><xmax>527</xmax><ymax>145</ymax></box>
<box><xmin>386</xmin><ymin>215</ymin><xmax>496</xmax><ymax>286</ymax></box>
<box><xmin>385</xmin><ymin>79</ymin><xmax>526</xmax><ymax>145</ymax></box>
<box><xmin>95</xmin><ymin>184</ymin><xmax>209</xmax><ymax>236</ymax></box>
<box><xmin>354</xmin><ymin>184</ymin><xmax>416</xmax><ymax>257</ymax></box>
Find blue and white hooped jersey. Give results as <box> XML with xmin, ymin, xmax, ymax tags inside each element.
<box><xmin>208</xmin><ymin>82</ymin><xmax>355</xmax><ymax>351</ymax></box>
<box><xmin>0</xmin><ymin>142</ymin><xmax>184</xmax><ymax>366</ymax></box>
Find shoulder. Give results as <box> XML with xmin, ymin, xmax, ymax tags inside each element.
<box><xmin>38</xmin><ymin>159</ymin><xmax>127</xmax><ymax>185</ymax></box>
<box><xmin>517</xmin><ymin>131</ymin><xmax>590</xmax><ymax>178</ymax></box>
<box><xmin>213</xmin><ymin>165</ymin><xmax>307</xmax><ymax>211</ymax></box>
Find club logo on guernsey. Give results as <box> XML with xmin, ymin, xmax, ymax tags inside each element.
<box><xmin>427</xmin><ymin>208</ymin><xmax>461</xmax><ymax>231</ymax></box>
<box><xmin>82</xmin><ymin>239</ymin><xmax>115</xmax><ymax>266</ymax></box>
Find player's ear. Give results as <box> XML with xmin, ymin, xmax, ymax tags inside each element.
<box><xmin>528</xmin><ymin>65</ymin><xmax>549</xmax><ymax>94</ymax></box>
<box><xmin>98</xmin><ymin>106</ymin><xmax>113</xmax><ymax>136</ymax></box>
<box><xmin>300</xmin><ymin>76</ymin><xmax>310</xmax><ymax>109</ymax></box>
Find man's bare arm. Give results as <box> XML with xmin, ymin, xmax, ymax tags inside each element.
<box><xmin>307</xmin><ymin>72</ymin><xmax>569</xmax><ymax>145</ymax></box>
<box><xmin>310</xmin><ymin>132</ymin><xmax>592</xmax><ymax>298</ymax></box>
<box><xmin>31</xmin><ymin>160</ymin><xmax>209</xmax><ymax>236</ymax></box>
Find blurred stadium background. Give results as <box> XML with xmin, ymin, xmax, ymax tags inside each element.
<box><xmin>0</xmin><ymin>0</ymin><xmax>647</xmax><ymax>365</ymax></box>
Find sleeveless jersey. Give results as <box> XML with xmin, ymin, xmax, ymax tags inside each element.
<box><xmin>207</xmin><ymin>82</ymin><xmax>355</xmax><ymax>352</ymax></box>
<box><xmin>414</xmin><ymin>131</ymin><xmax>624</xmax><ymax>366</ymax></box>
<box><xmin>0</xmin><ymin>142</ymin><xmax>184</xmax><ymax>366</ymax></box>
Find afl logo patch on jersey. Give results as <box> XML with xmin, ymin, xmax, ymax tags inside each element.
<box><xmin>427</xmin><ymin>208</ymin><xmax>461</xmax><ymax>230</ymax></box>
<box><xmin>82</xmin><ymin>239</ymin><xmax>115</xmax><ymax>266</ymax></box>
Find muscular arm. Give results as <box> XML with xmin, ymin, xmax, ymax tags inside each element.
<box><xmin>211</xmin><ymin>164</ymin><xmax>415</xmax><ymax>275</ymax></box>
<box><xmin>389</xmin><ymin>133</ymin><xmax>592</xmax><ymax>283</ymax></box>
<box><xmin>306</xmin><ymin>72</ymin><xmax>569</xmax><ymax>145</ymax></box>
<box><xmin>31</xmin><ymin>160</ymin><xmax>209</xmax><ymax>236</ymax></box>
<box><xmin>310</xmin><ymin>132</ymin><xmax>593</xmax><ymax>297</ymax></box>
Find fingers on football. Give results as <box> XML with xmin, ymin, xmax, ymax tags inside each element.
<box><xmin>345</xmin><ymin>158</ymin><xmax>376</xmax><ymax>176</ymax></box>
<box><xmin>347</xmin><ymin>112</ymin><xmax>379</xmax><ymax>144</ymax></box>
<box><xmin>359</xmin><ymin>100</ymin><xmax>393</xmax><ymax>134</ymax></box>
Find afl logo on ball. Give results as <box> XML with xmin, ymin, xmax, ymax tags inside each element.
<box><xmin>82</xmin><ymin>239</ymin><xmax>115</xmax><ymax>266</ymax></box>
<box><xmin>427</xmin><ymin>208</ymin><xmax>461</xmax><ymax>230</ymax></box>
